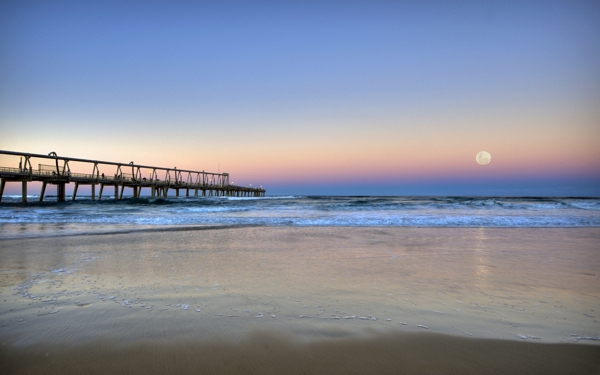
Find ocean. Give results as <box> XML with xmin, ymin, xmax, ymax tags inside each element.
<box><xmin>0</xmin><ymin>196</ymin><xmax>599</xmax><ymax>239</ymax></box>
<box><xmin>1</xmin><ymin>195</ymin><xmax>599</xmax><ymax>373</ymax></box>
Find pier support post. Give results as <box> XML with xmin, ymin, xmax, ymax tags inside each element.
<box><xmin>164</xmin><ymin>188</ymin><xmax>168</xmax><ymax>197</ymax></box>
<box><xmin>114</xmin><ymin>185</ymin><xmax>118</xmax><ymax>200</ymax></box>
<box><xmin>39</xmin><ymin>182</ymin><xmax>47</xmax><ymax>202</ymax></box>
<box><xmin>91</xmin><ymin>184</ymin><xmax>96</xmax><ymax>200</ymax></box>
<box><xmin>176</xmin><ymin>188</ymin><xmax>179</xmax><ymax>197</ymax></box>
<box><xmin>0</xmin><ymin>179</ymin><xmax>5</xmax><ymax>202</ymax></box>
<box><xmin>151</xmin><ymin>186</ymin><xmax>155</xmax><ymax>198</ymax></box>
<box><xmin>99</xmin><ymin>184</ymin><xmax>104</xmax><ymax>200</ymax></box>
<box><xmin>57</xmin><ymin>183</ymin><xmax>66</xmax><ymax>202</ymax></box>
<box><xmin>119</xmin><ymin>186</ymin><xmax>125</xmax><ymax>199</ymax></box>
<box><xmin>72</xmin><ymin>182</ymin><xmax>79</xmax><ymax>201</ymax></box>
<box><xmin>186</xmin><ymin>188</ymin><xmax>189</xmax><ymax>197</ymax></box>
<box><xmin>22</xmin><ymin>181</ymin><xmax>27</xmax><ymax>202</ymax></box>
<box><xmin>194</xmin><ymin>189</ymin><xmax>198</xmax><ymax>197</ymax></box>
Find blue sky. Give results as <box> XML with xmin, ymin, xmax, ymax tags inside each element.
<box><xmin>1</xmin><ymin>1</ymin><xmax>599</xmax><ymax>195</ymax></box>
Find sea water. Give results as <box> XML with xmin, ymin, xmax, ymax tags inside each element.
<box><xmin>0</xmin><ymin>196</ymin><xmax>599</xmax><ymax>239</ymax></box>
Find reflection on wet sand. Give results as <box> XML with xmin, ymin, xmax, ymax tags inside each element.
<box><xmin>0</xmin><ymin>227</ymin><xmax>599</xmax><ymax>373</ymax></box>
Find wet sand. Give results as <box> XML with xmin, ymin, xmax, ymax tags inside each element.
<box><xmin>1</xmin><ymin>227</ymin><xmax>599</xmax><ymax>374</ymax></box>
<box><xmin>2</xmin><ymin>331</ymin><xmax>600</xmax><ymax>375</ymax></box>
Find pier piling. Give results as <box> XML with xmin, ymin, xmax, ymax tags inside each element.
<box><xmin>21</xmin><ymin>181</ymin><xmax>27</xmax><ymax>202</ymax></box>
<box><xmin>39</xmin><ymin>182</ymin><xmax>47</xmax><ymax>202</ymax></box>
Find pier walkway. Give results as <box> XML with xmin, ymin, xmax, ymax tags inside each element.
<box><xmin>0</xmin><ymin>150</ymin><xmax>266</xmax><ymax>202</ymax></box>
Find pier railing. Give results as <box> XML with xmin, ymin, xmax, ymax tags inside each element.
<box><xmin>0</xmin><ymin>149</ymin><xmax>266</xmax><ymax>202</ymax></box>
<box><xmin>0</xmin><ymin>167</ymin><xmax>21</xmax><ymax>174</ymax></box>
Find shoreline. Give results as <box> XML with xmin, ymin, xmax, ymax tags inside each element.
<box><xmin>2</xmin><ymin>222</ymin><xmax>600</xmax><ymax>242</ymax></box>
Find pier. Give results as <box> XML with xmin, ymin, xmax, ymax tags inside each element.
<box><xmin>0</xmin><ymin>150</ymin><xmax>266</xmax><ymax>202</ymax></box>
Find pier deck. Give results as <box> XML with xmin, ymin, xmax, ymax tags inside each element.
<box><xmin>0</xmin><ymin>150</ymin><xmax>265</xmax><ymax>202</ymax></box>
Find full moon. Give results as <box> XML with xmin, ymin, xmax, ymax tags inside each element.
<box><xmin>476</xmin><ymin>151</ymin><xmax>491</xmax><ymax>165</ymax></box>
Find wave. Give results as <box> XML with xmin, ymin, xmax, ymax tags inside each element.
<box><xmin>0</xmin><ymin>196</ymin><xmax>599</xmax><ymax>235</ymax></box>
<box><xmin>0</xmin><ymin>224</ymin><xmax>265</xmax><ymax>241</ymax></box>
<box><xmin>2</xmin><ymin>214</ymin><xmax>598</xmax><ymax>228</ymax></box>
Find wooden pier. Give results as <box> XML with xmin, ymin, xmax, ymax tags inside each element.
<box><xmin>0</xmin><ymin>150</ymin><xmax>265</xmax><ymax>202</ymax></box>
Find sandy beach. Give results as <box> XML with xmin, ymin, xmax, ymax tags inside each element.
<box><xmin>1</xmin><ymin>227</ymin><xmax>599</xmax><ymax>374</ymax></box>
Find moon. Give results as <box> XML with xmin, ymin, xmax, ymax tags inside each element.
<box><xmin>476</xmin><ymin>151</ymin><xmax>491</xmax><ymax>165</ymax></box>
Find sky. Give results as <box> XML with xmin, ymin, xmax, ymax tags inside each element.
<box><xmin>1</xmin><ymin>0</ymin><xmax>599</xmax><ymax>196</ymax></box>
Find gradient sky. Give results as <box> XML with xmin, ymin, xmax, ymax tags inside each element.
<box><xmin>1</xmin><ymin>1</ymin><xmax>599</xmax><ymax>196</ymax></box>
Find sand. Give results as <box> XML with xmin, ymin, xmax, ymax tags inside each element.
<box><xmin>1</xmin><ymin>227</ymin><xmax>599</xmax><ymax>374</ymax></box>
<box><xmin>2</xmin><ymin>331</ymin><xmax>600</xmax><ymax>375</ymax></box>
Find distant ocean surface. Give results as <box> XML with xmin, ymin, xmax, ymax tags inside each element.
<box><xmin>1</xmin><ymin>196</ymin><xmax>599</xmax><ymax>239</ymax></box>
